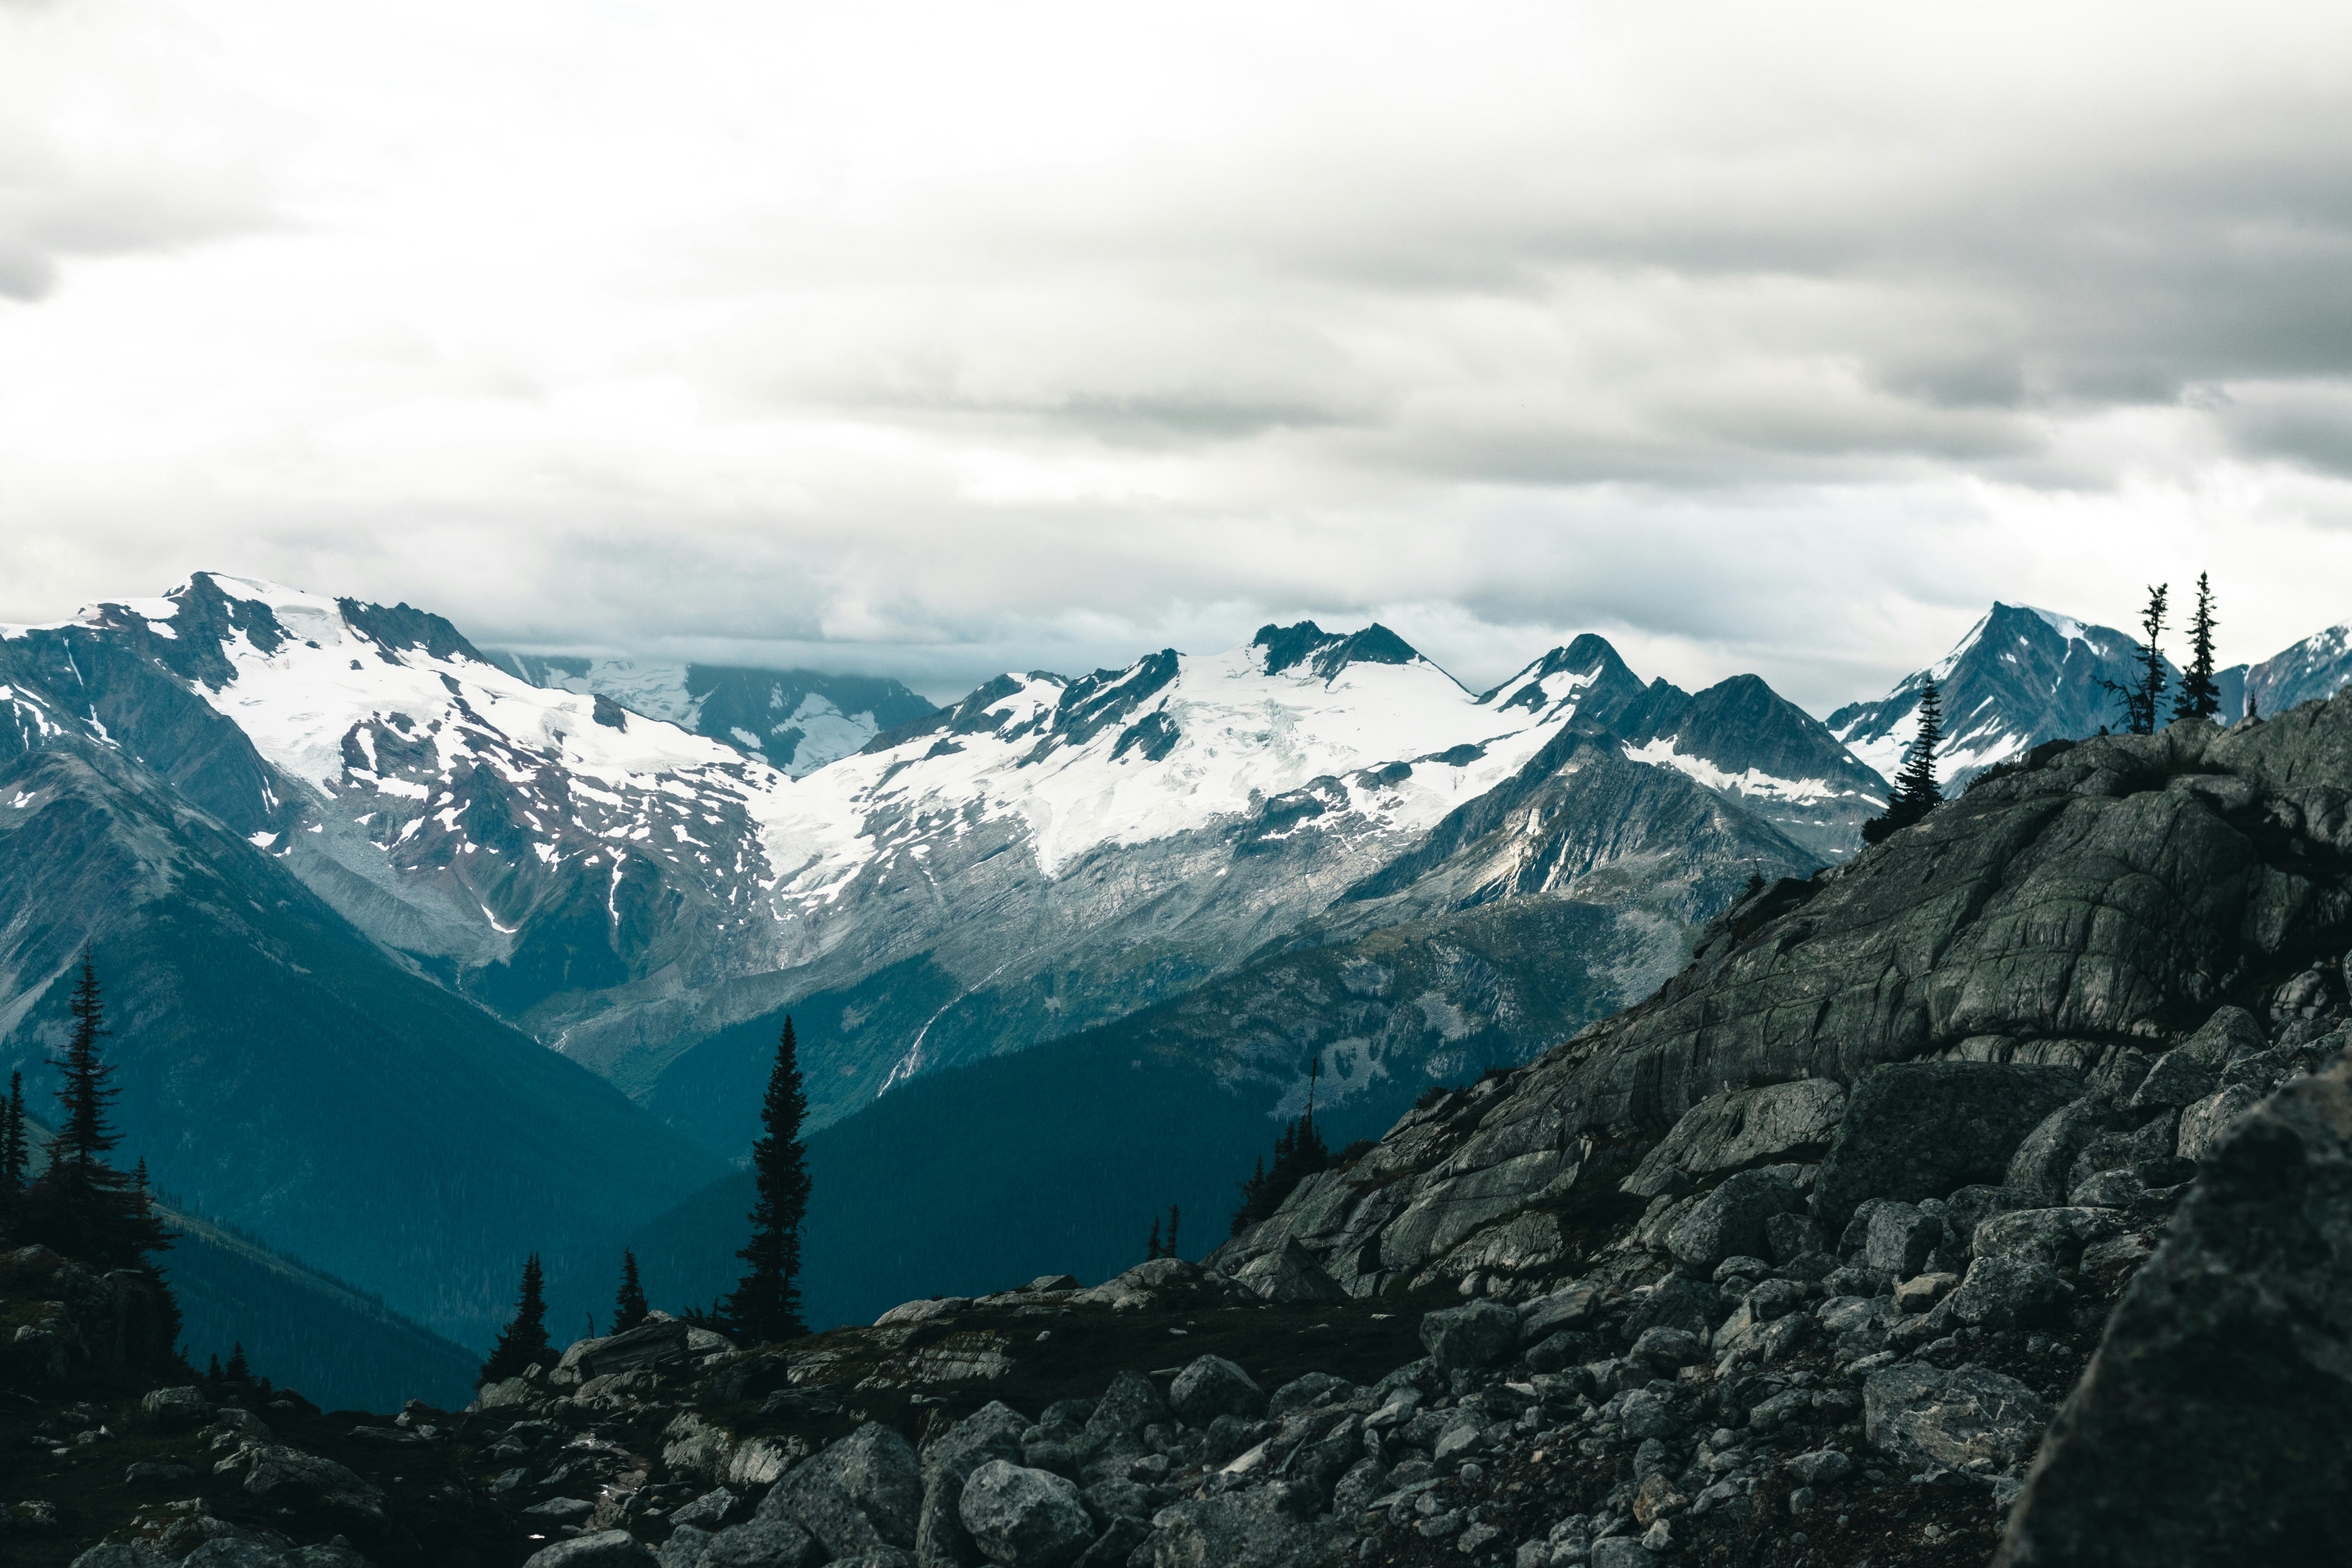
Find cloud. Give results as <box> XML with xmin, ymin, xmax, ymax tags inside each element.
<box><xmin>3</xmin><ymin>1</ymin><xmax>2352</xmax><ymax>714</ymax></box>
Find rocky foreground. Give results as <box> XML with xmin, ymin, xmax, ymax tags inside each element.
<box><xmin>14</xmin><ymin>710</ymin><xmax>2352</xmax><ymax>1567</ymax></box>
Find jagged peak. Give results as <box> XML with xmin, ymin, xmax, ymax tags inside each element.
<box><xmin>1249</xmin><ymin>621</ymin><xmax>1432</xmax><ymax>682</ymax></box>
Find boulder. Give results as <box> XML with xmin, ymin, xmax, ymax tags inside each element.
<box><xmin>1666</xmin><ymin>1169</ymin><xmax>1806</xmax><ymax>1278</ymax></box>
<box><xmin>1267</xmin><ymin>1371</ymin><xmax>1353</xmax><ymax>1419</ymax></box>
<box><xmin>142</xmin><ymin>1385</ymin><xmax>210</xmax><ymax>1427</ymax></box>
<box><xmin>1073</xmin><ymin>1518</ymin><xmax>1149</xmax><ymax>1568</ymax></box>
<box><xmin>522</xmin><ymin>1534</ymin><xmax>660</xmax><ymax>1568</ymax></box>
<box><xmin>670</xmin><ymin>1488</ymin><xmax>740</xmax><ymax>1531</ymax></box>
<box><xmin>877</xmin><ymin>1298</ymin><xmax>973</xmax><ymax>1328</ymax></box>
<box><xmin>578</xmin><ymin>1319</ymin><xmax>693</xmax><ymax>1379</ymax></box>
<box><xmin>1142</xmin><ymin>1488</ymin><xmax>1330</xmax><ymax>1568</ymax></box>
<box><xmin>1942</xmin><ymin>1256</ymin><xmax>2074</xmax><ymax>1329</ymax></box>
<box><xmin>236</xmin><ymin>1445</ymin><xmax>386</xmax><ymax>1519</ymax></box>
<box><xmin>1228</xmin><ymin>1240</ymin><xmax>1345</xmax><ymax>1304</ymax></box>
<box><xmin>1168</xmin><ymin>1356</ymin><xmax>1265</xmax><ymax>1425</ymax></box>
<box><xmin>1618</xmin><ymin>1080</ymin><xmax>1847</xmax><ymax>1199</ymax></box>
<box><xmin>760</xmin><ymin>1423</ymin><xmax>923</xmax><ymax>1554</ymax></box>
<box><xmin>1863</xmin><ymin>1363</ymin><xmax>2049</xmax><ymax>1473</ymax></box>
<box><xmin>1075</xmin><ymin>1371</ymin><xmax>1170</xmax><ymax>1461</ymax></box>
<box><xmin>1519</xmin><ymin>1280</ymin><xmax>1606</xmax><ymax>1341</ymax></box>
<box><xmin>2127</xmin><ymin>1046</ymin><xmax>2220</xmax><ymax>1112</ymax></box>
<box><xmin>1995</xmin><ymin>1050</ymin><xmax>2352</xmax><ymax>1566</ymax></box>
<box><xmin>1855</xmin><ymin>1201</ymin><xmax>1943</xmax><ymax>1277</ymax></box>
<box><xmin>956</xmin><ymin>1461</ymin><xmax>1094</xmax><ymax>1568</ymax></box>
<box><xmin>1972</xmin><ymin>1206</ymin><xmax>2125</xmax><ymax>1269</ymax></box>
<box><xmin>1813</xmin><ymin>1062</ymin><xmax>2083</xmax><ymax>1234</ymax></box>
<box><xmin>1417</xmin><ymin>1299</ymin><xmax>1519</xmax><ymax>1370</ymax></box>
<box><xmin>1628</xmin><ymin>1327</ymin><xmax>1706</xmax><ymax>1371</ymax></box>
<box><xmin>916</xmin><ymin>1401</ymin><xmax>1030</xmax><ymax>1568</ymax></box>
<box><xmin>1622</xmin><ymin>1276</ymin><xmax>1719</xmax><ymax>1342</ymax></box>
<box><xmin>2006</xmin><ymin>1100</ymin><xmax>2121</xmax><ymax>1205</ymax></box>
<box><xmin>2177</xmin><ymin>1083</ymin><xmax>2264</xmax><ymax>1164</ymax></box>
<box><xmin>697</xmin><ymin>1519</ymin><xmax>824</xmax><ymax>1568</ymax></box>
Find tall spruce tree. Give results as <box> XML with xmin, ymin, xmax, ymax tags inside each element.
<box><xmin>1145</xmin><ymin>1215</ymin><xmax>1163</xmax><ymax>1260</ymax></box>
<box><xmin>2173</xmin><ymin>573</ymin><xmax>2221</xmax><ymax>722</ymax></box>
<box><xmin>0</xmin><ymin>1069</ymin><xmax>27</xmax><ymax>1207</ymax></box>
<box><xmin>613</xmin><ymin>1250</ymin><xmax>650</xmax><ymax>1334</ymax></box>
<box><xmin>478</xmin><ymin>1254</ymin><xmax>552</xmax><ymax>1386</ymax></box>
<box><xmin>27</xmin><ymin>954</ymin><xmax>172</xmax><ymax>1267</ymax></box>
<box><xmin>719</xmin><ymin>1016</ymin><xmax>811</xmax><ymax>1345</ymax></box>
<box><xmin>1862</xmin><ymin>683</ymin><xmax>1944</xmax><ymax>845</ymax></box>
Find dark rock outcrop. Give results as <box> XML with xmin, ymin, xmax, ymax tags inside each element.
<box><xmin>1996</xmin><ymin>1049</ymin><xmax>2352</xmax><ymax>1564</ymax></box>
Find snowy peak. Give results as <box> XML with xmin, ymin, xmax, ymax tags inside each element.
<box><xmin>2245</xmin><ymin>622</ymin><xmax>2352</xmax><ymax>717</ymax></box>
<box><xmin>1249</xmin><ymin>621</ymin><xmax>1445</xmax><ymax>685</ymax></box>
<box><xmin>1829</xmin><ymin>601</ymin><xmax>2175</xmax><ymax>787</ymax></box>
<box><xmin>1480</xmin><ymin>634</ymin><xmax>1648</xmax><ymax>726</ymax></box>
<box><xmin>489</xmin><ymin>653</ymin><xmax>938</xmax><ymax>777</ymax></box>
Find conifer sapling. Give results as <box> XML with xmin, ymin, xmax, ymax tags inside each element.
<box><xmin>477</xmin><ymin>1254</ymin><xmax>553</xmax><ymax>1387</ymax></box>
<box><xmin>613</xmin><ymin>1249</ymin><xmax>650</xmax><ymax>1334</ymax></box>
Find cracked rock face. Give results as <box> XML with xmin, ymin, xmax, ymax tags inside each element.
<box><xmin>1996</xmin><ymin>1050</ymin><xmax>2352</xmax><ymax>1566</ymax></box>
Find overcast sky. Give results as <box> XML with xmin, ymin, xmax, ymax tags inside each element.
<box><xmin>4</xmin><ymin>1</ymin><xmax>2351</xmax><ymax>710</ymax></box>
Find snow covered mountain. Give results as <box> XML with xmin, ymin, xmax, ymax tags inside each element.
<box><xmin>5</xmin><ymin>573</ymin><xmax>1879</xmax><ymax>1147</ymax></box>
<box><xmin>1827</xmin><ymin>602</ymin><xmax>2205</xmax><ymax>789</ymax></box>
<box><xmin>486</xmin><ymin>652</ymin><xmax>936</xmax><ymax>777</ymax></box>
<box><xmin>2244</xmin><ymin>621</ymin><xmax>2352</xmax><ymax>717</ymax></box>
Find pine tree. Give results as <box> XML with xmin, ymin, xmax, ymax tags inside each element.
<box><xmin>1145</xmin><ymin>1215</ymin><xmax>1163</xmax><ymax>1260</ymax></box>
<box><xmin>612</xmin><ymin>1249</ymin><xmax>650</xmax><ymax>1335</ymax></box>
<box><xmin>1862</xmin><ymin>683</ymin><xmax>1944</xmax><ymax>844</ymax></box>
<box><xmin>2173</xmin><ymin>573</ymin><xmax>2221</xmax><ymax>722</ymax></box>
<box><xmin>2101</xmin><ymin>584</ymin><xmax>2171</xmax><ymax>734</ymax></box>
<box><xmin>226</xmin><ymin>1343</ymin><xmax>250</xmax><ymax>1383</ymax></box>
<box><xmin>477</xmin><ymin>1254</ymin><xmax>552</xmax><ymax>1387</ymax></box>
<box><xmin>25</xmin><ymin>954</ymin><xmax>173</xmax><ymax>1267</ymax></box>
<box><xmin>719</xmin><ymin>1017</ymin><xmax>812</xmax><ymax>1345</ymax></box>
<box><xmin>205</xmin><ymin>1352</ymin><xmax>222</xmax><ymax>1382</ymax></box>
<box><xmin>0</xmin><ymin>1069</ymin><xmax>26</xmax><ymax>1207</ymax></box>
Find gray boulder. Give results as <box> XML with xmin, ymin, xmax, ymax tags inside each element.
<box><xmin>1943</xmin><ymin>1256</ymin><xmax>2074</xmax><ymax>1328</ymax></box>
<box><xmin>1813</xmin><ymin>1062</ymin><xmax>2083</xmax><ymax>1234</ymax></box>
<box><xmin>670</xmin><ymin>1488</ymin><xmax>740</xmax><ymax>1531</ymax></box>
<box><xmin>1855</xmin><ymin>1200</ymin><xmax>1943</xmax><ymax>1277</ymax></box>
<box><xmin>760</xmin><ymin>1423</ymin><xmax>923</xmax><ymax>1555</ymax></box>
<box><xmin>1863</xmin><ymin>1363</ymin><xmax>2049</xmax><ymax>1472</ymax></box>
<box><xmin>701</xmin><ymin>1519</ymin><xmax>824</xmax><ymax>1568</ymax></box>
<box><xmin>1071</xmin><ymin>1518</ymin><xmax>1148</xmax><ymax>1568</ymax></box>
<box><xmin>1972</xmin><ymin>1206</ymin><xmax>2125</xmax><ymax>1269</ymax></box>
<box><xmin>1074</xmin><ymin>1371</ymin><xmax>1170</xmax><ymax>1461</ymax></box>
<box><xmin>1994</xmin><ymin>1050</ymin><xmax>2352</xmax><ymax>1566</ymax></box>
<box><xmin>917</xmin><ymin>1400</ymin><xmax>1030</xmax><ymax>1568</ymax></box>
<box><xmin>1167</xmin><ymin>1355</ymin><xmax>1265</xmax><ymax>1425</ymax></box>
<box><xmin>2177</xmin><ymin>1083</ymin><xmax>2264</xmax><ymax>1164</ymax></box>
<box><xmin>1267</xmin><ymin>1371</ymin><xmax>1353</xmax><ymax>1419</ymax></box>
<box><xmin>659</xmin><ymin>1528</ymin><xmax>712</xmax><ymax>1568</ymax></box>
<box><xmin>71</xmin><ymin>1550</ymin><xmax>174</xmax><ymax>1568</ymax></box>
<box><xmin>521</xmin><ymin>1534</ymin><xmax>660</xmax><ymax>1568</ymax></box>
<box><xmin>2128</xmin><ymin>1046</ymin><xmax>2220</xmax><ymax>1111</ymax></box>
<box><xmin>141</xmin><ymin>1385</ymin><xmax>209</xmax><ymax>1427</ymax></box>
<box><xmin>956</xmin><ymin>1461</ymin><xmax>1094</xmax><ymax>1568</ymax></box>
<box><xmin>1622</xmin><ymin>1276</ymin><xmax>1719</xmax><ymax>1341</ymax></box>
<box><xmin>1518</xmin><ymin>1281</ymin><xmax>1605</xmax><ymax>1341</ymax></box>
<box><xmin>2007</xmin><ymin>1100</ymin><xmax>2121</xmax><ymax>1205</ymax></box>
<box><xmin>1142</xmin><ymin>1488</ymin><xmax>1330</xmax><ymax>1568</ymax></box>
<box><xmin>1666</xmin><ymin>1169</ymin><xmax>1806</xmax><ymax>1277</ymax></box>
<box><xmin>1417</xmin><ymin>1299</ymin><xmax>1519</xmax><ymax>1370</ymax></box>
<box><xmin>1229</xmin><ymin>1239</ymin><xmax>1346</xmax><ymax>1304</ymax></box>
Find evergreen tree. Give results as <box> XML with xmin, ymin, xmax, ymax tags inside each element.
<box><xmin>719</xmin><ymin>1017</ymin><xmax>812</xmax><ymax>1345</ymax></box>
<box><xmin>1227</xmin><ymin>1112</ymin><xmax>1333</xmax><ymax>1234</ymax></box>
<box><xmin>1862</xmin><ymin>683</ymin><xmax>1945</xmax><ymax>844</ymax></box>
<box><xmin>226</xmin><ymin>1342</ymin><xmax>250</xmax><ymax>1383</ymax></box>
<box><xmin>205</xmin><ymin>1352</ymin><xmax>221</xmax><ymax>1382</ymax></box>
<box><xmin>477</xmin><ymin>1254</ymin><xmax>552</xmax><ymax>1387</ymax></box>
<box><xmin>0</xmin><ymin>1069</ymin><xmax>26</xmax><ymax>1206</ymax></box>
<box><xmin>2100</xmin><ymin>584</ymin><xmax>2171</xmax><ymax>734</ymax></box>
<box><xmin>1145</xmin><ymin>1215</ymin><xmax>1162</xmax><ymax>1260</ymax></box>
<box><xmin>612</xmin><ymin>1249</ymin><xmax>650</xmax><ymax>1335</ymax></box>
<box><xmin>24</xmin><ymin>954</ymin><xmax>173</xmax><ymax>1267</ymax></box>
<box><xmin>2173</xmin><ymin>573</ymin><xmax>2221</xmax><ymax>722</ymax></box>
<box><xmin>1165</xmin><ymin>1205</ymin><xmax>1180</xmax><ymax>1261</ymax></box>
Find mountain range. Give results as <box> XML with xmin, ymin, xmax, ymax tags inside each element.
<box><xmin>8</xmin><ymin>570</ymin><xmax>2352</xmax><ymax>1350</ymax></box>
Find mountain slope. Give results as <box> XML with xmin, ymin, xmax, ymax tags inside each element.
<box><xmin>0</xmin><ymin>733</ymin><xmax>723</xmax><ymax>1348</ymax></box>
<box><xmin>2245</xmin><ymin>619</ymin><xmax>2352</xmax><ymax>717</ymax></box>
<box><xmin>487</xmin><ymin>653</ymin><xmax>937</xmax><ymax>776</ymax></box>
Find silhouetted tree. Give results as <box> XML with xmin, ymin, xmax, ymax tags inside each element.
<box><xmin>2173</xmin><ymin>573</ymin><xmax>2221</xmax><ymax>722</ymax></box>
<box><xmin>1145</xmin><ymin>1215</ymin><xmax>1163</xmax><ymax>1260</ymax></box>
<box><xmin>719</xmin><ymin>1017</ymin><xmax>812</xmax><ymax>1345</ymax></box>
<box><xmin>477</xmin><ymin>1254</ymin><xmax>552</xmax><ymax>1387</ymax></box>
<box><xmin>1228</xmin><ymin>1111</ymin><xmax>1333</xmax><ymax>1234</ymax></box>
<box><xmin>226</xmin><ymin>1342</ymin><xmax>251</xmax><ymax>1383</ymax></box>
<box><xmin>612</xmin><ymin>1250</ymin><xmax>649</xmax><ymax>1335</ymax></box>
<box><xmin>205</xmin><ymin>1352</ymin><xmax>222</xmax><ymax>1382</ymax></box>
<box><xmin>24</xmin><ymin>954</ymin><xmax>173</xmax><ymax>1268</ymax></box>
<box><xmin>1862</xmin><ymin>682</ymin><xmax>1945</xmax><ymax>844</ymax></box>
<box><xmin>0</xmin><ymin>1069</ymin><xmax>26</xmax><ymax>1207</ymax></box>
<box><xmin>2101</xmin><ymin>584</ymin><xmax>2170</xmax><ymax>734</ymax></box>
